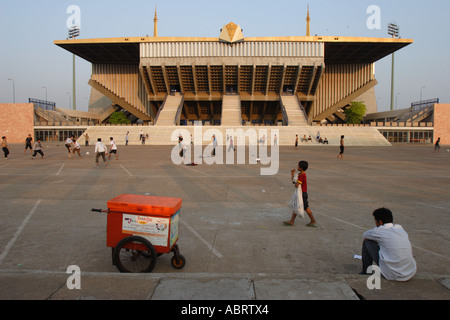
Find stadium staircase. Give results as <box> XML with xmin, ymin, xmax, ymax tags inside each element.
<box><xmin>76</xmin><ymin>124</ymin><xmax>390</xmax><ymax>147</ymax></box>
<box><xmin>221</xmin><ymin>95</ymin><xmax>242</xmax><ymax>126</ymax></box>
<box><xmin>396</xmin><ymin>106</ymin><xmax>433</xmax><ymax>123</ymax></box>
<box><xmin>155</xmin><ymin>93</ymin><xmax>184</xmax><ymax>126</ymax></box>
<box><xmin>280</xmin><ymin>95</ymin><xmax>309</xmax><ymax>126</ymax></box>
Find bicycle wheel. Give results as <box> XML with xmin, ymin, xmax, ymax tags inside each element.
<box><xmin>113</xmin><ymin>236</ymin><xmax>157</xmax><ymax>273</ymax></box>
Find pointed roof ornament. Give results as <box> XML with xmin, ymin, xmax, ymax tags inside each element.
<box><xmin>219</xmin><ymin>22</ymin><xmax>244</xmax><ymax>44</ymax></box>
<box><xmin>153</xmin><ymin>6</ymin><xmax>158</xmax><ymax>37</ymax></box>
<box><xmin>306</xmin><ymin>5</ymin><xmax>311</xmax><ymax>36</ymax></box>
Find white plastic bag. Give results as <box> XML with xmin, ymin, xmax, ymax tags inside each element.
<box><xmin>288</xmin><ymin>176</ymin><xmax>305</xmax><ymax>218</ymax></box>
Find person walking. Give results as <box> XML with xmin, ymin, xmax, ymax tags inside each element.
<box><xmin>337</xmin><ymin>135</ymin><xmax>344</xmax><ymax>159</ymax></box>
<box><xmin>212</xmin><ymin>134</ymin><xmax>217</xmax><ymax>156</ymax></box>
<box><xmin>2</xmin><ymin>136</ymin><xmax>10</xmax><ymax>160</ymax></box>
<box><xmin>284</xmin><ymin>160</ymin><xmax>318</xmax><ymax>227</ymax></box>
<box><xmin>295</xmin><ymin>135</ymin><xmax>298</xmax><ymax>149</ymax></box>
<box><xmin>434</xmin><ymin>137</ymin><xmax>441</xmax><ymax>153</ymax></box>
<box><xmin>31</xmin><ymin>139</ymin><xmax>44</xmax><ymax>159</ymax></box>
<box><xmin>94</xmin><ymin>138</ymin><xmax>108</xmax><ymax>167</ymax></box>
<box><xmin>125</xmin><ymin>132</ymin><xmax>129</xmax><ymax>146</ymax></box>
<box><xmin>109</xmin><ymin>137</ymin><xmax>119</xmax><ymax>160</ymax></box>
<box><xmin>228</xmin><ymin>135</ymin><xmax>235</xmax><ymax>152</ymax></box>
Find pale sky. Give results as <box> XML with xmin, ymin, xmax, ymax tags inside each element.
<box><xmin>1</xmin><ymin>0</ymin><xmax>449</xmax><ymax>112</ymax></box>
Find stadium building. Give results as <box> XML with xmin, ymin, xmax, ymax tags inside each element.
<box><xmin>3</xmin><ymin>9</ymin><xmax>448</xmax><ymax>146</ymax></box>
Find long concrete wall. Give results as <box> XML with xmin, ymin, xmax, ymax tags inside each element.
<box><xmin>76</xmin><ymin>125</ymin><xmax>390</xmax><ymax>147</ymax></box>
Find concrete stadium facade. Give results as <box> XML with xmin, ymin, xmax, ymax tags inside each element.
<box><xmin>54</xmin><ymin>21</ymin><xmax>413</xmax><ymax>128</ymax></box>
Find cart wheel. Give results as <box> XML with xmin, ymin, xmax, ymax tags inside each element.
<box><xmin>171</xmin><ymin>255</ymin><xmax>186</xmax><ymax>269</ymax></box>
<box><xmin>113</xmin><ymin>236</ymin><xmax>157</xmax><ymax>273</ymax></box>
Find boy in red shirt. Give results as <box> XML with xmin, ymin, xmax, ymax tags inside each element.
<box><xmin>284</xmin><ymin>160</ymin><xmax>318</xmax><ymax>227</ymax></box>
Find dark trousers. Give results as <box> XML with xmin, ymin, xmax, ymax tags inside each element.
<box><xmin>362</xmin><ymin>240</ymin><xmax>380</xmax><ymax>274</ymax></box>
<box><xmin>32</xmin><ymin>150</ymin><xmax>44</xmax><ymax>157</ymax></box>
<box><xmin>2</xmin><ymin>147</ymin><xmax>9</xmax><ymax>158</ymax></box>
<box><xmin>96</xmin><ymin>152</ymin><xmax>106</xmax><ymax>164</ymax></box>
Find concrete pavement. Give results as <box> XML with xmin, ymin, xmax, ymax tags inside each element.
<box><xmin>0</xmin><ymin>143</ymin><xmax>449</xmax><ymax>302</ymax></box>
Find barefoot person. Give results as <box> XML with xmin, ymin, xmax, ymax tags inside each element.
<box><xmin>284</xmin><ymin>160</ymin><xmax>318</xmax><ymax>227</ymax></box>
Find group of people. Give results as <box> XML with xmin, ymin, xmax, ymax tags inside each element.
<box><xmin>1</xmin><ymin>134</ymin><xmax>119</xmax><ymax>167</ymax></box>
<box><xmin>294</xmin><ymin>134</ymin><xmax>343</xmax><ymax>158</ymax></box>
<box><xmin>1</xmin><ymin>134</ymin><xmax>46</xmax><ymax>160</ymax></box>
<box><xmin>2</xmin><ymin>134</ymin><xmax>44</xmax><ymax>160</ymax></box>
<box><xmin>93</xmin><ymin>137</ymin><xmax>118</xmax><ymax>167</ymax></box>
<box><xmin>64</xmin><ymin>136</ymin><xmax>83</xmax><ymax>158</ymax></box>
<box><xmin>139</xmin><ymin>130</ymin><xmax>149</xmax><ymax>144</ymax></box>
<box><xmin>284</xmin><ymin>158</ymin><xmax>416</xmax><ymax>282</ymax></box>
<box><xmin>84</xmin><ymin>137</ymin><xmax>119</xmax><ymax>167</ymax></box>
<box><xmin>295</xmin><ymin>134</ymin><xmax>329</xmax><ymax>148</ymax></box>
<box><xmin>63</xmin><ymin>135</ymin><xmax>119</xmax><ymax>165</ymax></box>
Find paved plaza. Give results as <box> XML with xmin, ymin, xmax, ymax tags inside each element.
<box><xmin>0</xmin><ymin>142</ymin><xmax>449</xmax><ymax>301</ymax></box>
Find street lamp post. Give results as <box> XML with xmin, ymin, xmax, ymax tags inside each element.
<box><xmin>388</xmin><ymin>23</ymin><xmax>400</xmax><ymax>111</ymax></box>
<box><xmin>420</xmin><ymin>86</ymin><xmax>426</xmax><ymax>102</ymax></box>
<box><xmin>42</xmin><ymin>86</ymin><xmax>47</xmax><ymax>102</ymax></box>
<box><xmin>68</xmin><ymin>26</ymin><xmax>80</xmax><ymax>110</ymax></box>
<box><xmin>8</xmin><ymin>78</ymin><xmax>15</xmax><ymax>103</ymax></box>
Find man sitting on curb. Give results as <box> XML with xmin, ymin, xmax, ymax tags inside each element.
<box><xmin>361</xmin><ymin>207</ymin><xmax>417</xmax><ymax>281</ymax></box>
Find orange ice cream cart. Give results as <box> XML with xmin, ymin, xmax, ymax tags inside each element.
<box><xmin>92</xmin><ymin>194</ymin><xmax>186</xmax><ymax>273</ymax></box>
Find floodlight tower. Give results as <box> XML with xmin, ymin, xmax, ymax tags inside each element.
<box><xmin>68</xmin><ymin>26</ymin><xmax>80</xmax><ymax>110</ymax></box>
<box><xmin>388</xmin><ymin>23</ymin><xmax>400</xmax><ymax>111</ymax></box>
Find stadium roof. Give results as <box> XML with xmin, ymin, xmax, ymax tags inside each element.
<box><xmin>54</xmin><ymin>36</ymin><xmax>413</xmax><ymax>65</ymax></box>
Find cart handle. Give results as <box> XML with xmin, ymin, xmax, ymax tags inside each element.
<box><xmin>91</xmin><ymin>208</ymin><xmax>108</xmax><ymax>213</ymax></box>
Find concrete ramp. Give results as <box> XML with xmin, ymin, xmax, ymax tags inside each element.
<box><xmin>221</xmin><ymin>95</ymin><xmax>242</xmax><ymax>126</ymax></box>
<box><xmin>155</xmin><ymin>94</ymin><xmax>184</xmax><ymax>126</ymax></box>
<box><xmin>280</xmin><ymin>95</ymin><xmax>308</xmax><ymax>126</ymax></box>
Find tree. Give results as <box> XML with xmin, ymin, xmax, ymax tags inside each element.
<box><xmin>344</xmin><ymin>101</ymin><xmax>367</xmax><ymax>124</ymax></box>
<box><xmin>108</xmin><ymin>111</ymin><xmax>131</xmax><ymax>124</ymax></box>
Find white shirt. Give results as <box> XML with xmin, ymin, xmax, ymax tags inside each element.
<box><xmin>95</xmin><ymin>141</ymin><xmax>106</xmax><ymax>153</ymax></box>
<box><xmin>363</xmin><ymin>223</ymin><xmax>417</xmax><ymax>281</ymax></box>
<box><xmin>110</xmin><ymin>140</ymin><xmax>117</xmax><ymax>150</ymax></box>
<box><xmin>65</xmin><ymin>138</ymin><xmax>72</xmax><ymax>145</ymax></box>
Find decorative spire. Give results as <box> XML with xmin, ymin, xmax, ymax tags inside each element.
<box><xmin>306</xmin><ymin>5</ymin><xmax>311</xmax><ymax>36</ymax></box>
<box><xmin>153</xmin><ymin>6</ymin><xmax>158</xmax><ymax>37</ymax></box>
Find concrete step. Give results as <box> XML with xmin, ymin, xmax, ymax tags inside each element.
<box><xmin>76</xmin><ymin>125</ymin><xmax>390</xmax><ymax>147</ymax></box>
<box><xmin>221</xmin><ymin>95</ymin><xmax>242</xmax><ymax>126</ymax></box>
<box><xmin>280</xmin><ymin>95</ymin><xmax>308</xmax><ymax>126</ymax></box>
<box><xmin>155</xmin><ymin>94</ymin><xmax>184</xmax><ymax>126</ymax></box>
